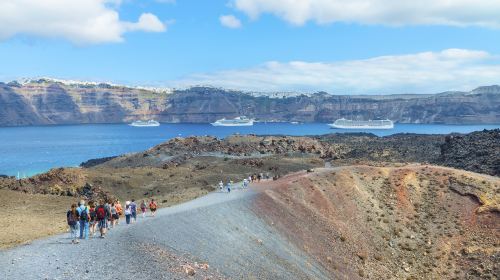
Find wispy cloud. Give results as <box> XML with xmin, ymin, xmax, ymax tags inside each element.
<box><xmin>219</xmin><ymin>14</ymin><xmax>242</xmax><ymax>28</ymax></box>
<box><xmin>233</xmin><ymin>0</ymin><xmax>500</xmax><ymax>28</ymax></box>
<box><xmin>174</xmin><ymin>49</ymin><xmax>500</xmax><ymax>94</ymax></box>
<box><xmin>0</xmin><ymin>0</ymin><xmax>167</xmax><ymax>45</ymax></box>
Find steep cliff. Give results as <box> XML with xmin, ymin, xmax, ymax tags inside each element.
<box><xmin>0</xmin><ymin>79</ymin><xmax>499</xmax><ymax>126</ymax></box>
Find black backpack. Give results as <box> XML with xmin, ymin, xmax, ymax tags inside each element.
<box><xmin>80</xmin><ymin>207</ymin><xmax>89</xmax><ymax>222</ymax></box>
<box><xmin>89</xmin><ymin>208</ymin><xmax>97</xmax><ymax>221</ymax></box>
<box><xmin>67</xmin><ymin>211</ymin><xmax>77</xmax><ymax>226</ymax></box>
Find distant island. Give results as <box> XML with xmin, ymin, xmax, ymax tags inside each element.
<box><xmin>1</xmin><ymin>78</ymin><xmax>499</xmax><ymax>126</ymax></box>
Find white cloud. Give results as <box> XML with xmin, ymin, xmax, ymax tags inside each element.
<box><xmin>219</xmin><ymin>14</ymin><xmax>242</xmax><ymax>28</ymax></box>
<box><xmin>233</xmin><ymin>0</ymin><xmax>500</xmax><ymax>28</ymax></box>
<box><xmin>0</xmin><ymin>0</ymin><xmax>167</xmax><ymax>45</ymax></box>
<box><xmin>174</xmin><ymin>49</ymin><xmax>500</xmax><ymax>94</ymax></box>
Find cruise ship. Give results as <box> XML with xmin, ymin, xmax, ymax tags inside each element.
<box><xmin>328</xmin><ymin>118</ymin><xmax>394</xmax><ymax>129</ymax></box>
<box><xmin>129</xmin><ymin>120</ymin><xmax>160</xmax><ymax>127</ymax></box>
<box><xmin>211</xmin><ymin>116</ymin><xmax>254</xmax><ymax>126</ymax></box>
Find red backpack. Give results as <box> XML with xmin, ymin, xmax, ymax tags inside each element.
<box><xmin>96</xmin><ymin>206</ymin><xmax>106</xmax><ymax>220</ymax></box>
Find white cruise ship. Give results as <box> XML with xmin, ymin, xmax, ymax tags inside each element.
<box><xmin>129</xmin><ymin>120</ymin><xmax>160</xmax><ymax>127</ymax></box>
<box><xmin>328</xmin><ymin>118</ymin><xmax>394</xmax><ymax>129</ymax></box>
<box><xmin>211</xmin><ymin>116</ymin><xmax>254</xmax><ymax>126</ymax></box>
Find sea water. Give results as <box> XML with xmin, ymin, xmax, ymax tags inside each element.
<box><xmin>0</xmin><ymin>123</ymin><xmax>498</xmax><ymax>176</ymax></box>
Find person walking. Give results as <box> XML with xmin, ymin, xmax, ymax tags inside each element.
<box><xmin>115</xmin><ymin>200</ymin><xmax>123</xmax><ymax>219</ymax></box>
<box><xmin>104</xmin><ymin>200</ymin><xmax>112</xmax><ymax>229</ymax></box>
<box><xmin>124</xmin><ymin>202</ymin><xmax>132</xmax><ymax>224</ymax></box>
<box><xmin>130</xmin><ymin>199</ymin><xmax>137</xmax><ymax>223</ymax></box>
<box><xmin>140</xmin><ymin>200</ymin><xmax>147</xmax><ymax>218</ymax></box>
<box><xmin>110</xmin><ymin>202</ymin><xmax>119</xmax><ymax>228</ymax></box>
<box><xmin>243</xmin><ymin>178</ymin><xmax>248</xmax><ymax>189</ymax></box>
<box><xmin>149</xmin><ymin>199</ymin><xmax>158</xmax><ymax>217</ymax></box>
<box><xmin>88</xmin><ymin>201</ymin><xmax>97</xmax><ymax>237</ymax></box>
<box><xmin>67</xmin><ymin>204</ymin><xmax>80</xmax><ymax>244</ymax></box>
<box><xmin>226</xmin><ymin>181</ymin><xmax>231</xmax><ymax>193</ymax></box>
<box><xmin>218</xmin><ymin>181</ymin><xmax>224</xmax><ymax>192</ymax></box>
<box><xmin>77</xmin><ymin>200</ymin><xmax>90</xmax><ymax>240</ymax></box>
<box><xmin>96</xmin><ymin>200</ymin><xmax>109</xmax><ymax>238</ymax></box>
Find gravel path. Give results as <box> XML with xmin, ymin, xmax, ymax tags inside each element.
<box><xmin>0</xmin><ymin>184</ymin><xmax>329</xmax><ymax>280</ymax></box>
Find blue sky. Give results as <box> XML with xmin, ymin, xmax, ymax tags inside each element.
<box><xmin>0</xmin><ymin>0</ymin><xmax>499</xmax><ymax>94</ymax></box>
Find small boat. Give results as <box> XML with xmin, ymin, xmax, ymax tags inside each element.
<box><xmin>211</xmin><ymin>116</ymin><xmax>254</xmax><ymax>126</ymax></box>
<box><xmin>129</xmin><ymin>120</ymin><xmax>160</xmax><ymax>127</ymax></box>
<box><xmin>328</xmin><ymin>118</ymin><xmax>394</xmax><ymax>129</ymax></box>
<box><xmin>290</xmin><ymin>121</ymin><xmax>300</xmax><ymax>125</ymax></box>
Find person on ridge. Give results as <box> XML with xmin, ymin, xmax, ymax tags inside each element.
<box><xmin>67</xmin><ymin>204</ymin><xmax>80</xmax><ymax>244</ymax></box>
<box><xmin>149</xmin><ymin>199</ymin><xmax>158</xmax><ymax>217</ymax></box>
<box><xmin>140</xmin><ymin>200</ymin><xmax>147</xmax><ymax>218</ymax></box>
<box><xmin>77</xmin><ymin>200</ymin><xmax>90</xmax><ymax>240</ymax></box>
<box><xmin>130</xmin><ymin>199</ymin><xmax>137</xmax><ymax>223</ymax></box>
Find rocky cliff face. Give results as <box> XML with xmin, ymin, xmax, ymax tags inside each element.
<box><xmin>1</xmin><ymin>79</ymin><xmax>499</xmax><ymax>126</ymax></box>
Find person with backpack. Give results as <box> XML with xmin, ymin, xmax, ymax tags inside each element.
<box><xmin>140</xmin><ymin>200</ymin><xmax>147</xmax><ymax>218</ymax></box>
<box><xmin>95</xmin><ymin>200</ymin><xmax>109</xmax><ymax>238</ymax></box>
<box><xmin>67</xmin><ymin>204</ymin><xmax>80</xmax><ymax>244</ymax></box>
<box><xmin>88</xmin><ymin>201</ymin><xmax>97</xmax><ymax>237</ymax></box>
<box><xmin>124</xmin><ymin>201</ymin><xmax>132</xmax><ymax>224</ymax></box>
<box><xmin>149</xmin><ymin>199</ymin><xmax>158</xmax><ymax>217</ymax></box>
<box><xmin>77</xmin><ymin>200</ymin><xmax>90</xmax><ymax>240</ymax></box>
<box><xmin>130</xmin><ymin>199</ymin><xmax>137</xmax><ymax>223</ymax></box>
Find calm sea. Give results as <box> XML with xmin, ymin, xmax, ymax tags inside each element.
<box><xmin>0</xmin><ymin>123</ymin><xmax>498</xmax><ymax>177</ymax></box>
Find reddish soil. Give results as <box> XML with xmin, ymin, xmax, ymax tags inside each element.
<box><xmin>252</xmin><ymin>165</ymin><xmax>500</xmax><ymax>279</ymax></box>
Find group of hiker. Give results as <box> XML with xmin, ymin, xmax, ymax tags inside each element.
<box><xmin>66</xmin><ymin>198</ymin><xmax>158</xmax><ymax>244</ymax></box>
<box><xmin>218</xmin><ymin>173</ymin><xmax>272</xmax><ymax>193</ymax></box>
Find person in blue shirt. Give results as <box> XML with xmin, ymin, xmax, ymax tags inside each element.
<box><xmin>76</xmin><ymin>200</ymin><xmax>90</xmax><ymax>240</ymax></box>
<box><xmin>130</xmin><ymin>199</ymin><xmax>137</xmax><ymax>223</ymax></box>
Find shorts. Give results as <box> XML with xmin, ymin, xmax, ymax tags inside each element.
<box><xmin>132</xmin><ymin>212</ymin><xmax>137</xmax><ymax>219</ymax></box>
<box><xmin>112</xmin><ymin>214</ymin><xmax>119</xmax><ymax>220</ymax></box>
<box><xmin>150</xmin><ymin>208</ymin><xmax>157</xmax><ymax>212</ymax></box>
<box><xmin>98</xmin><ymin>219</ymin><xmax>107</xmax><ymax>229</ymax></box>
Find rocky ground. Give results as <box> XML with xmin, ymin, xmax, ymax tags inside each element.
<box><xmin>0</xmin><ymin>166</ymin><xmax>498</xmax><ymax>279</ymax></box>
<box><xmin>253</xmin><ymin>165</ymin><xmax>499</xmax><ymax>279</ymax></box>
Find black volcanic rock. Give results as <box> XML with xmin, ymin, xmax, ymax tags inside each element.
<box><xmin>440</xmin><ymin>129</ymin><xmax>500</xmax><ymax>176</ymax></box>
<box><xmin>80</xmin><ymin>156</ymin><xmax>118</xmax><ymax>168</ymax></box>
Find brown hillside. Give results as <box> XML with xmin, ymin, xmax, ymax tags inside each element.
<box><xmin>253</xmin><ymin>165</ymin><xmax>499</xmax><ymax>279</ymax></box>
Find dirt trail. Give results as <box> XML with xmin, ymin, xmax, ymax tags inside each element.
<box><xmin>0</xmin><ymin>183</ymin><xmax>329</xmax><ymax>280</ymax></box>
